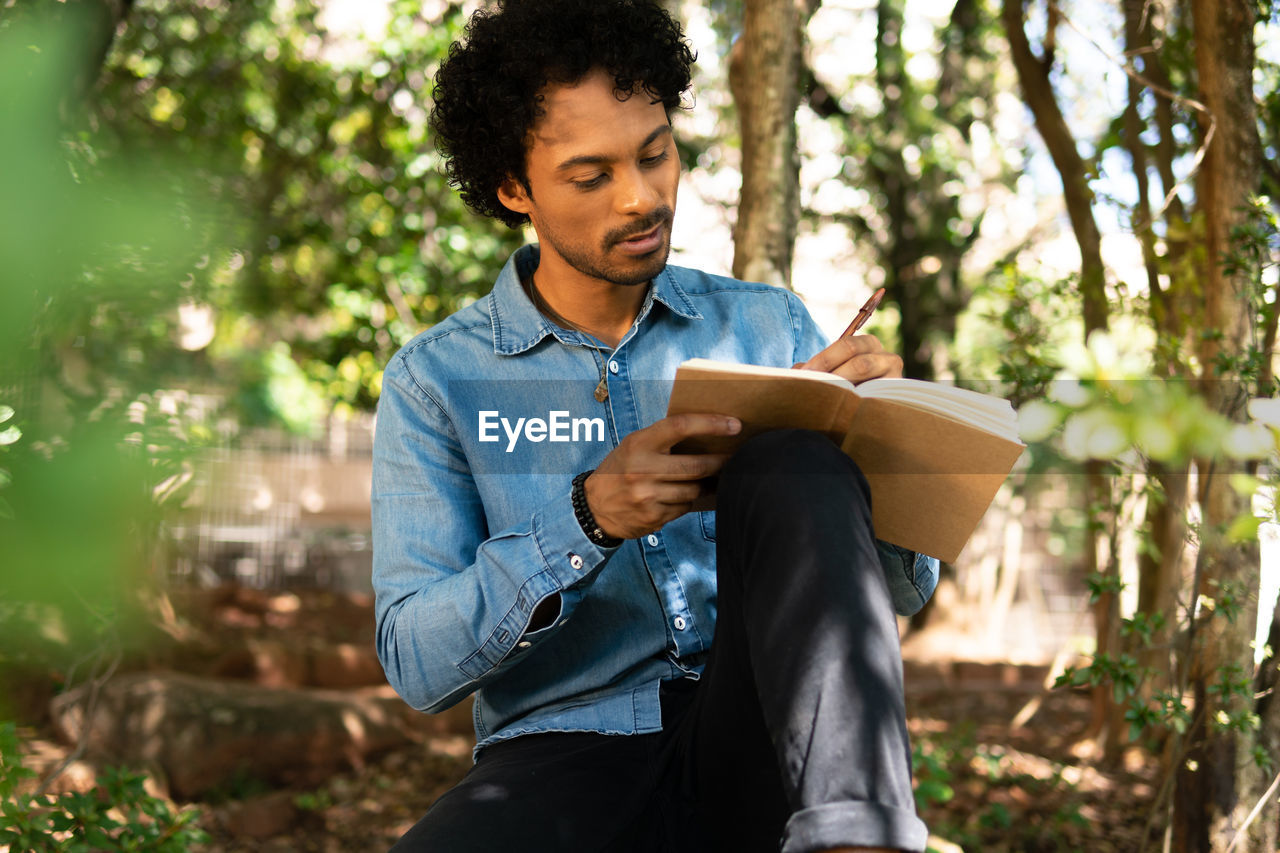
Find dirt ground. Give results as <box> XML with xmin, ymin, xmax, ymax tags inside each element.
<box><xmin>176</xmin><ymin>679</ymin><xmax>1157</xmax><ymax>852</ymax></box>
<box><xmin>12</xmin><ymin>588</ymin><xmax>1161</xmax><ymax>852</ymax></box>
<box><xmin>16</xmin><ymin>680</ymin><xmax>1157</xmax><ymax>852</ymax></box>
<box><xmin>906</xmin><ymin>681</ymin><xmax>1160</xmax><ymax>852</ymax></box>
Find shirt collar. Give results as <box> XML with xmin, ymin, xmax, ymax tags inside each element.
<box><xmin>488</xmin><ymin>245</ymin><xmax>703</xmax><ymax>356</ymax></box>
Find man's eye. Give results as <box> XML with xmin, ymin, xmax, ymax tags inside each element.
<box><xmin>573</xmin><ymin>175</ymin><xmax>607</xmax><ymax>190</ymax></box>
<box><xmin>641</xmin><ymin>150</ymin><xmax>670</xmax><ymax>167</ymax></box>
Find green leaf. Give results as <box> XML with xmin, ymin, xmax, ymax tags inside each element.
<box><xmin>0</xmin><ymin>426</ymin><xmax>20</xmax><ymax>446</ymax></box>
<box><xmin>1227</xmin><ymin>514</ymin><xmax>1264</xmax><ymax>544</ymax></box>
<box><xmin>0</xmin><ymin>405</ymin><xmax>13</xmax><ymax>424</ymax></box>
<box><xmin>1230</xmin><ymin>473</ymin><xmax>1267</xmax><ymax>496</ymax></box>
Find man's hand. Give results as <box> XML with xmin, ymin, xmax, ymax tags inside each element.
<box><xmin>797</xmin><ymin>334</ymin><xmax>903</xmax><ymax>384</ymax></box>
<box><xmin>586</xmin><ymin>413</ymin><xmax>740</xmax><ymax>540</ymax></box>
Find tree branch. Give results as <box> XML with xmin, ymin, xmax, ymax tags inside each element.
<box><xmin>1001</xmin><ymin>0</ymin><xmax>1108</xmax><ymax>334</ymax></box>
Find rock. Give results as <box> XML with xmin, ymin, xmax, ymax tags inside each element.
<box><xmin>308</xmin><ymin>642</ymin><xmax>386</xmax><ymax>689</ymax></box>
<box><xmin>0</xmin><ymin>663</ymin><xmax>58</xmax><ymax>726</ymax></box>
<box><xmin>208</xmin><ymin>639</ymin><xmax>385</xmax><ymax>689</ymax></box>
<box><xmin>50</xmin><ymin>672</ymin><xmax>427</xmax><ymax>799</ymax></box>
<box><xmin>215</xmin><ymin>790</ymin><xmax>299</xmax><ymax>839</ymax></box>
<box><xmin>210</xmin><ymin>639</ymin><xmax>309</xmax><ymax>688</ymax></box>
<box><xmin>38</xmin><ymin>759</ymin><xmax>100</xmax><ymax>797</ymax></box>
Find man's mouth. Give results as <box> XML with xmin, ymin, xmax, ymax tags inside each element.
<box><xmin>613</xmin><ymin>222</ymin><xmax>666</xmax><ymax>255</ymax></box>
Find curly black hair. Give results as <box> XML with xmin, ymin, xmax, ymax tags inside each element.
<box><xmin>430</xmin><ymin>0</ymin><xmax>695</xmax><ymax>229</ymax></box>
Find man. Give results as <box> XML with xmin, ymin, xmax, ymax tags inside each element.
<box><xmin>372</xmin><ymin>1</ymin><xmax>939</xmax><ymax>850</ymax></box>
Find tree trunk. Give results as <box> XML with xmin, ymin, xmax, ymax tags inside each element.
<box><xmin>1000</xmin><ymin>0</ymin><xmax>1107</xmax><ymax>336</ymax></box>
<box><xmin>1119</xmin><ymin>0</ymin><xmax>1191</xmax><ymax>770</ymax></box>
<box><xmin>1002</xmin><ymin>0</ymin><xmax>1119</xmax><ymax>760</ymax></box>
<box><xmin>1085</xmin><ymin>469</ymin><xmax>1125</xmax><ymax>762</ymax></box>
<box><xmin>800</xmin><ymin>0</ymin><xmax>988</xmax><ymax>381</ymax></box>
<box><xmin>873</xmin><ymin>0</ymin><xmax>928</xmax><ymax>378</ymax></box>
<box><xmin>1137</xmin><ymin>0</ymin><xmax>1194</xmax><ymax>354</ymax></box>
<box><xmin>730</xmin><ymin>0</ymin><xmax>805</xmax><ymax>289</ymax></box>
<box><xmin>1172</xmin><ymin>2</ymin><xmax>1269</xmax><ymax>850</ymax></box>
<box><xmin>1120</xmin><ymin>0</ymin><xmax>1161</xmax><ymax>317</ymax></box>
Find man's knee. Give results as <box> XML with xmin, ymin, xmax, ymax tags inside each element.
<box><xmin>713</xmin><ymin>430</ymin><xmax>875</xmax><ymax>545</ymax></box>
<box><xmin>720</xmin><ymin>429</ymin><xmax>869</xmax><ymax>499</ymax></box>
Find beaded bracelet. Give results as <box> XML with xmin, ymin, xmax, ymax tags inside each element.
<box><xmin>571</xmin><ymin>470</ymin><xmax>623</xmax><ymax>548</ymax></box>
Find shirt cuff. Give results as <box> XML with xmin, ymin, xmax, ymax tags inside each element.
<box><xmin>875</xmin><ymin>540</ymin><xmax>939</xmax><ymax>617</ymax></box>
<box><xmin>534</xmin><ymin>483</ymin><xmax>621</xmax><ymax>590</ymax></box>
<box><xmin>456</xmin><ymin>493</ymin><xmax>619</xmax><ymax>680</ymax></box>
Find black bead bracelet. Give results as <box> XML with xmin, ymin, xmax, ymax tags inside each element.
<box><xmin>571</xmin><ymin>470</ymin><xmax>623</xmax><ymax>548</ymax></box>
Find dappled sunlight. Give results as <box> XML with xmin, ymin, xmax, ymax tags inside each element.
<box><xmin>907</xmin><ymin>681</ymin><xmax>1160</xmax><ymax>850</ymax></box>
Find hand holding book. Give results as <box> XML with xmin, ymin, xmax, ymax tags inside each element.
<box><xmin>666</xmin><ymin>359</ymin><xmax>1025</xmax><ymax>562</ymax></box>
<box><xmin>584</xmin><ymin>413</ymin><xmax>738</xmax><ymax>541</ymax></box>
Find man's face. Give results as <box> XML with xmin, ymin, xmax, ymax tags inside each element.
<box><xmin>498</xmin><ymin>69</ymin><xmax>680</xmax><ymax>288</ymax></box>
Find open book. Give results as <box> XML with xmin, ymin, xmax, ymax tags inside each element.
<box><xmin>666</xmin><ymin>358</ymin><xmax>1026</xmax><ymax>563</ymax></box>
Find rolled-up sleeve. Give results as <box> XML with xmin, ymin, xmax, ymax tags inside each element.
<box><xmin>371</xmin><ymin>357</ymin><xmax>616</xmax><ymax>713</ymax></box>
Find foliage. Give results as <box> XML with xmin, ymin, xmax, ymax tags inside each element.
<box><xmin>0</xmin><ymin>2</ymin><xmax>226</xmax><ymax>681</ymax></box>
<box><xmin>961</xmin><ymin>264</ymin><xmax>1078</xmax><ymax>405</ymax></box>
<box><xmin>806</xmin><ymin>0</ymin><xmax>1017</xmax><ymax>379</ymax></box>
<box><xmin>93</xmin><ymin>0</ymin><xmax>525</xmax><ymax>418</ymax></box>
<box><xmin>700</xmin><ymin>0</ymin><xmax>1021</xmax><ymax>379</ymax></box>
<box><xmin>0</xmin><ymin>722</ymin><xmax>207</xmax><ymax>851</ymax></box>
<box><xmin>977</xmin><ymin>7</ymin><xmax>1280</xmax><ymax>841</ymax></box>
<box><xmin>1012</xmin><ymin>322</ymin><xmax>1277</xmax><ymax>737</ymax></box>
<box><xmin>1017</xmin><ymin>342</ymin><xmax>1266</xmax><ymax>466</ymax></box>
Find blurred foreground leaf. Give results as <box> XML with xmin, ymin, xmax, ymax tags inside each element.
<box><xmin>0</xmin><ymin>6</ymin><xmax>233</xmax><ymax>677</ymax></box>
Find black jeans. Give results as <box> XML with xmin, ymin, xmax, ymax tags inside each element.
<box><xmin>391</xmin><ymin>430</ymin><xmax>927</xmax><ymax>853</ymax></box>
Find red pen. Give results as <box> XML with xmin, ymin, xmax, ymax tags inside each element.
<box><xmin>839</xmin><ymin>287</ymin><xmax>885</xmax><ymax>338</ymax></box>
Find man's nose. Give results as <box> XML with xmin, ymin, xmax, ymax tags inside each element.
<box><xmin>614</xmin><ymin>166</ymin><xmax>660</xmax><ymax>215</ymax></box>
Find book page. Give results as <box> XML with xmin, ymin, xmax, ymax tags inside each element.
<box><xmin>852</xmin><ymin>378</ymin><xmax>1019</xmax><ymax>442</ymax></box>
<box><xmin>674</xmin><ymin>358</ymin><xmax>855</xmax><ymax>390</ymax></box>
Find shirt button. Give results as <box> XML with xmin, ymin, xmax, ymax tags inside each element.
<box><xmin>673</xmin><ymin>616</ymin><xmax>687</xmax><ymax>631</ymax></box>
<box><xmin>569</xmin><ymin>553</ymin><xmax>584</xmax><ymax>570</ymax></box>
<box><xmin>608</xmin><ymin>360</ymin><xmax>619</xmax><ymax>374</ymax></box>
<box><xmin>646</xmin><ymin>534</ymin><xmax>659</xmax><ymax>547</ymax></box>
<box><xmin>517</xmin><ymin>641</ymin><xmax>532</xmax><ymax>649</ymax></box>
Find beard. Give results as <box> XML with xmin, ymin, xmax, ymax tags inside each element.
<box><xmin>536</xmin><ymin>206</ymin><xmax>675</xmax><ymax>287</ymax></box>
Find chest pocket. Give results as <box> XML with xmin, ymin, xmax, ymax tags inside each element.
<box><xmin>699</xmin><ymin>511</ymin><xmax>716</xmax><ymax>542</ymax></box>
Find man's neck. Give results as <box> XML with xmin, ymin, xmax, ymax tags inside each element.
<box><xmin>529</xmin><ymin>265</ymin><xmax>650</xmax><ymax>350</ymax></box>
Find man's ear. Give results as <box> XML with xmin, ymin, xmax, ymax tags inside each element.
<box><xmin>496</xmin><ymin>176</ymin><xmax>532</xmax><ymax>216</ymax></box>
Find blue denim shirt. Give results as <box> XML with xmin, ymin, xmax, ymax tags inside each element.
<box><xmin>372</xmin><ymin>245</ymin><xmax>938</xmax><ymax>753</ymax></box>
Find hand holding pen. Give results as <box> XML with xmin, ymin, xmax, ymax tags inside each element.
<box><xmin>796</xmin><ymin>286</ymin><xmax>902</xmax><ymax>381</ymax></box>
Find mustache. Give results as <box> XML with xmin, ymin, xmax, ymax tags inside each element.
<box><xmin>606</xmin><ymin>207</ymin><xmax>674</xmax><ymax>246</ymax></box>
